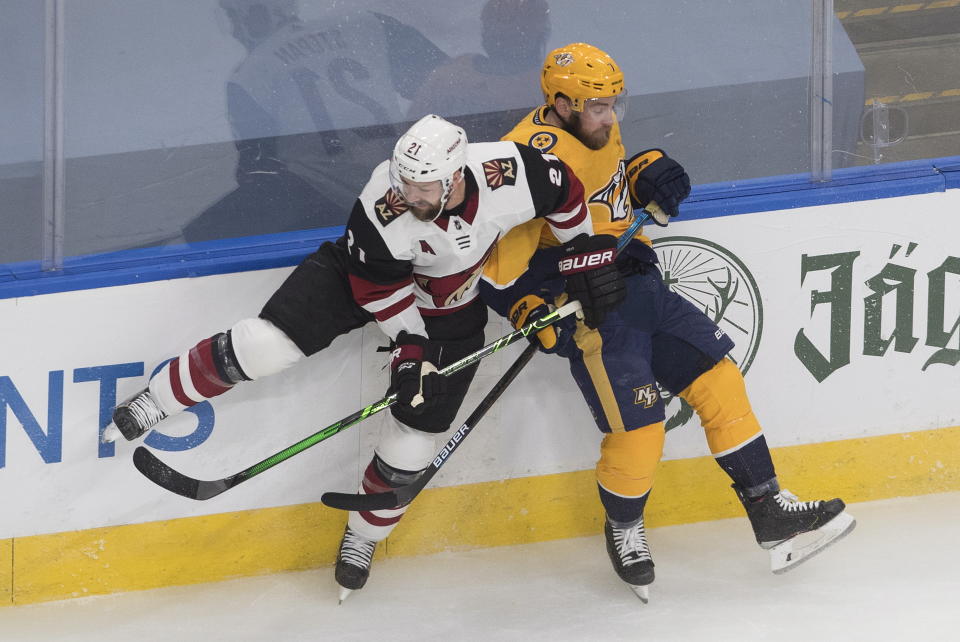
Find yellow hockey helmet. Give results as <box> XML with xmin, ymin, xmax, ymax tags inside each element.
<box><xmin>541</xmin><ymin>42</ymin><xmax>625</xmax><ymax>112</ymax></box>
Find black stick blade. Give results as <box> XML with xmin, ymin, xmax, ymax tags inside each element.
<box><xmin>321</xmin><ymin>489</ymin><xmax>406</xmax><ymax>511</ymax></box>
<box><xmin>133</xmin><ymin>447</ymin><xmax>231</xmax><ymax>501</ymax></box>
<box><xmin>321</xmin><ymin>472</ymin><xmax>429</xmax><ymax>511</ymax></box>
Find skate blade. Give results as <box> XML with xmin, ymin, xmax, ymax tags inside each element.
<box><xmin>101</xmin><ymin>423</ymin><xmax>122</xmax><ymax>444</ymax></box>
<box><xmin>338</xmin><ymin>586</ymin><xmax>353</xmax><ymax>604</ymax></box>
<box><xmin>769</xmin><ymin>511</ymin><xmax>856</xmax><ymax>574</ymax></box>
<box><xmin>629</xmin><ymin>584</ymin><xmax>650</xmax><ymax>604</ymax></box>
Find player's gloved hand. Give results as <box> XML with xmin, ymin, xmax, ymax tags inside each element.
<box><xmin>509</xmin><ymin>294</ymin><xmax>574</xmax><ymax>354</ymax></box>
<box><xmin>626</xmin><ymin>149</ymin><xmax>691</xmax><ymax>226</ymax></box>
<box><xmin>558</xmin><ymin>234</ymin><xmax>626</xmax><ymax>329</ymax></box>
<box><xmin>389</xmin><ymin>331</ymin><xmax>447</xmax><ymax>413</ymax></box>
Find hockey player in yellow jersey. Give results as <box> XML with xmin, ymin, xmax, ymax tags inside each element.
<box><xmin>483</xmin><ymin>49</ymin><xmax>635</xmax><ymax>286</ymax></box>
<box><xmin>480</xmin><ymin>42</ymin><xmax>855</xmax><ymax>603</ymax></box>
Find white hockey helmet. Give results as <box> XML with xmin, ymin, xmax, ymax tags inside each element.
<box><xmin>390</xmin><ymin>114</ymin><xmax>468</xmax><ymax>215</ymax></box>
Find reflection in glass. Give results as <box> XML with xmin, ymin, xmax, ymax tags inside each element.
<box><xmin>183</xmin><ymin>1</ymin><xmax>449</xmax><ymax>242</ymax></box>
<box><xmin>406</xmin><ymin>0</ymin><xmax>550</xmax><ymax>142</ymax></box>
<box><xmin>18</xmin><ymin>1</ymin><xmax>953</xmax><ymax>263</ymax></box>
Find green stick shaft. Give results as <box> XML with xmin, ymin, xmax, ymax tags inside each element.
<box><xmin>233</xmin><ymin>300</ymin><xmax>582</xmax><ymax>483</ymax></box>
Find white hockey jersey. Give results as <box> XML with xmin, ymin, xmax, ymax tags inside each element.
<box><xmin>345</xmin><ymin>141</ymin><xmax>592</xmax><ymax>339</ymax></box>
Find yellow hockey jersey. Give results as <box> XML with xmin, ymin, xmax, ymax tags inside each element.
<box><xmin>482</xmin><ymin>105</ymin><xmax>651</xmax><ymax>290</ymax></box>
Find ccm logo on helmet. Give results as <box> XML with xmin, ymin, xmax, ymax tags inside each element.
<box><xmin>558</xmin><ymin>250</ymin><xmax>614</xmax><ymax>274</ymax></box>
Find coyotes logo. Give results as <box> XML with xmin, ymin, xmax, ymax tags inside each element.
<box><xmin>374</xmin><ymin>189</ymin><xmax>409</xmax><ymax>226</ymax></box>
<box><xmin>414</xmin><ymin>274</ymin><xmax>431</xmax><ymax>291</ymax></box>
<box><xmin>412</xmin><ymin>242</ymin><xmax>496</xmax><ymax>308</ymax></box>
<box><xmin>482</xmin><ymin>158</ymin><xmax>517</xmax><ymax>190</ymax></box>
<box><xmin>415</xmin><ymin>265</ymin><xmax>484</xmax><ymax>307</ymax></box>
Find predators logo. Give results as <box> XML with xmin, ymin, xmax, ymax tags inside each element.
<box><xmin>528</xmin><ymin>131</ymin><xmax>558</xmax><ymax>153</ymax></box>
<box><xmin>589</xmin><ymin>159</ymin><xmax>631</xmax><ymax>221</ymax></box>
<box><xmin>482</xmin><ymin>158</ymin><xmax>517</xmax><ymax>190</ymax></box>
<box><xmin>374</xmin><ymin>189</ymin><xmax>409</xmax><ymax>226</ymax></box>
<box><xmin>633</xmin><ymin>384</ymin><xmax>659</xmax><ymax>408</ymax></box>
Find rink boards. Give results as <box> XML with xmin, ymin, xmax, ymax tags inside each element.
<box><xmin>2</xmin><ymin>189</ymin><xmax>960</xmax><ymax>605</ymax></box>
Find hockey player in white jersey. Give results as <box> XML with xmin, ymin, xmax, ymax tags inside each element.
<box><xmin>106</xmin><ymin>114</ymin><xmax>625</xmax><ymax>601</ymax></box>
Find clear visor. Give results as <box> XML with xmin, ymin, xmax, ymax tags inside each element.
<box><xmin>583</xmin><ymin>90</ymin><xmax>628</xmax><ymax>122</ymax></box>
<box><xmin>389</xmin><ymin>167</ymin><xmax>444</xmax><ymax>205</ymax></box>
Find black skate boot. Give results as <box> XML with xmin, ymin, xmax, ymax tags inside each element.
<box><xmin>604</xmin><ymin>518</ymin><xmax>654</xmax><ymax>603</ymax></box>
<box><xmin>335</xmin><ymin>526</ymin><xmax>378</xmax><ymax>603</ymax></box>
<box><xmin>104</xmin><ymin>388</ymin><xmax>167</xmax><ymax>442</ymax></box>
<box><xmin>734</xmin><ymin>483</ymin><xmax>856</xmax><ymax>574</ymax></box>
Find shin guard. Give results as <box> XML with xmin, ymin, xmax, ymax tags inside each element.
<box><xmin>149</xmin><ymin>331</ymin><xmax>247</xmax><ymax>415</ymax></box>
<box><xmin>680</xmin><ymin>358</ymin><xmax>775</xmax><ymax>488</ymax></box>
<box><xmin>596</xmin><ymin>423</ymin><xmax>664</xmax><ymax>525</ymax></box>
<box><xmin>348</xmin><ymin>416</ymin><xmax>436</xmax><ymax>542</ymax></box>
<box><xmin>149</xmin><ymin>317</ymin><xmax>301</xmax><ymax>416</ymax></box>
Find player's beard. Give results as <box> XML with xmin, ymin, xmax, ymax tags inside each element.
<box><xmin>409</xmin><ymin>201</ymin><xmax>443</xmax><ymax>221</ymax></box>
<box><xmin>565</xmin><ymin>112</ymin><xmax>612</xmax><ymax>150</ymax></box>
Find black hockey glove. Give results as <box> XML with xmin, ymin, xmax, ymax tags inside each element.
<box><xmin>626</xmin><ymin>149</ymin><xmax>691</xmax><ymax>226</ymax></box>
<box><xmin>558</xmin><ymin>234</ymin><xmax>626</xmax><ymax>329</ymax></box>
<box><xmin>509</xmin><ymin>294</ymin><xmax>575</xmax><ymax>354</ymax></box>
<box><xmin>389</xmin><ymin>331</ymin><xmax>447</xmax><ymax>413</ymax></box>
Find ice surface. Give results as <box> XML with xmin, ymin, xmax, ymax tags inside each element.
<box><xmin>2</xmin><ymin>492</ymin><xmax>958</xmax><ymax>641</ymax></box>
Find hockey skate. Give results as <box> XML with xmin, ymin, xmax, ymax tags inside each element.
<box><xmin>103</xmin><ymin>388</ymin><xmax>167</xmax><ymax>443</ymax></box>
<box><xmin>735</xmin><ymin>484</ymin><xmax>856</xmax><ymax>574</ymax></box>
<box><xmin>335</xmin><ymin>526</ymin><xmax>378</xmax><ymax>603</ymax></box>
<box><xmin>604</xmin><ymin>518</ymin><xmax>655</xmax><ymax>603</ymax></box>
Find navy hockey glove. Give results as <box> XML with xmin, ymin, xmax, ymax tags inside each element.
<box><xmin>626</xmin><ymin>149</ymin><xmax>691</xmax><ymax>226</ymax></box>
<box><xmin>389</xmin><ymin>331</ymin><xmax>447</xmax><ymax>413</ymax></box>
<box><xmin>509</xmin><ymin>294</ymin><xmax>575</xmax><ymax>354</ymax></box>
<box><xmin>559</xmin><ymin>234</ymin><xmax>626</xmax><ymax>329</ymax></box>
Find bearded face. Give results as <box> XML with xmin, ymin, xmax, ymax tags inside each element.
<box><xmin>395</xmin><ymin>178</ymin><xmax>445</xmax><ymax>221</ymax></box>
<box><xmin>565</xmin><ymin>110</ymin><xmax>613</xmax><ymax>150</ymax></box>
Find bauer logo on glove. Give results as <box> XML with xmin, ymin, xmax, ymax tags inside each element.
<box><xmin>558</xmin><ymin>249</ymin><xmax>615</xmax><ymax>274</ymax></box>
<box><xmin>558</xmin><ymin>234</ymin><xmax>627</xmax><ymax>329</ymax></box>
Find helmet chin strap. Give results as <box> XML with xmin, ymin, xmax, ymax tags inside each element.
<box><xmin>424</xmin><ymin>169</ymin><xmax>462</xmax><ymax>222</ymax></box>
<box><xmin>434</xmin><ymin>180</ymin><xmax>454</xmax><ymax>219</ymax></box>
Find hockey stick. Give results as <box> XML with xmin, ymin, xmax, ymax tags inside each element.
<box><xmin>322</xmin><ymin>341</ymin><xmax>539</xmax><ymax>510</ymax></box>
<box><xmin>132</xmin><ymin>300</ymin><xmax>582</xmax><ymax>500</ymax></box>
<box><xmin>321</xmin><ymin>210</ymin><xmax>652</xmax><ymax>511</ymax></box>
<box><xmin>617</xmin><ymin>207</ymin><xmax>650</xmax><ymax>252</ymax></box>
